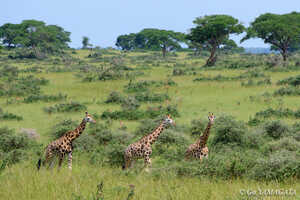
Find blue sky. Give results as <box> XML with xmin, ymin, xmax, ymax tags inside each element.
<box><xmin>1</xmin><ymin>0</ymin><xmax>299</xmax><ymax>48</ymax></box>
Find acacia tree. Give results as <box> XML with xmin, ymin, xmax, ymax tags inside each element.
<box><xmin>138</xmin><ymin>29</ymin><xmax>185</xmax><ymax>57</ymax></box>
<box><xmin>116</xmin><ymin>33</ymin><xmax>136</xmax><ymax>50</ymax></box>
<box><xmin>82</xmin><ymin>36</ymin><xmax>93</xmax><ymax>49</ymax></box>
<box><xmin>242</xmin><ymin>12</ymin><xmax>300</xmax><ymax>62</ymax></box>
<box><xmin>115</xmin><ymin>29</ymin><xmax>185</xmax><ymax>57</ymax></box>
<box><xmin>187</xmin><ymin>15</ymin><xmax>244</xmax><ymax>66</ymax></box>
<box><xmin>0</xmin><ymin>20</ymin><xmax>71</xmax><ymax>54</ymax></box>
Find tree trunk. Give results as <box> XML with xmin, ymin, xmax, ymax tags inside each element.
<box><xmin>281</xmin><ymin>48</ymin><xmax>288</xmax><ymax>62</ymax></box>
<box><xmin>206</xmin><ymin>45</ymin><xmax>217</xmax><ymax>66</ymax></box>
<box><xmin>162</xmin><ymin>45</ymin><xmax>167</xmax><ymax>58</ymax></box>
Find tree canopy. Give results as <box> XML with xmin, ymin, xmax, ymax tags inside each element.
<box><xmin>241</xmin><ymin>12</ymin><xmax>300</xmax><ymax>61</ymax></box>
<box><xmin>0</xmin><ymin>20</ymin><xmax>71</xmax><ymax>54</ymax></box>
<box><xmin>116</xmin><ymin>29</ymin><xmax>185</xmax><ymax>57</ymax></box>
<box><xmin>187</xmin><ymin>15</ymin><xmax>245</xmax><ymax>66</ymax></box>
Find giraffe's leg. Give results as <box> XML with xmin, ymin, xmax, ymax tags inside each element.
<box><xmin>144</xmin><ymin>156</ymin><xmax>151</xmax><ymax>172</ymax></box>
<box><xmin>57</xmin><ymin>153</ymin><xmax>65</xmax><ymax>170</ymax></box>
<box><xmin>68</xmin><ymin>152</ymin><xmax>72</xmax><ymax>170</ymax></box>
<box><xmin>129</xmin><ymin>159</ymin><xmax>136</xmax><ymax>168</ymax></box>
<box><xmin>43</xmin><ymin>150</ymin><xmax>54</xmax><ymax>169</ymax></box>
<box><xmin>123</xmin><ymin>156</ymin><xmax>131</xmax><ymax>170</ymax></box>
<box><xmin>48</xmin><ymin>155</ymin><xmax>56</xmax><ymax>169</ymax></box>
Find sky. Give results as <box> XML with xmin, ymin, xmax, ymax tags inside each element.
<box><xmin>1</xmin><ymin>0</ymin><xmax>299</xmax><ymax>49</ymax></box>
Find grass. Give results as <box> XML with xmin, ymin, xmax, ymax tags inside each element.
<box><xmin>1</xmin><ymin>50</ymin><xmax>300</xmax><ymax>199</ymax></box>
<box><xmin>1</xmin><ymin>161</ymin><xmax>299</xmax><ymax>200</ymax></box>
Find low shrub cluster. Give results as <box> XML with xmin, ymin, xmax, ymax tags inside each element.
<box><xmin>277</xmin><ymin>75</ymin><xmax>300</xmax><ymax>87</ymax></box>
<box><xmin>0</xmin><ymin>127</ymin><xmax>38</xmax><ymax>171</ymax></box>
<box><xmin>241</xmin><ymin>78</ymin><xmax>272</xmax><ymax>87</ymax></box>
<box><xmin>255</xmin><ymin>107</ymin><xmax>300</xmax><ymax>119</ymax></box>
<box><xmin>23</xmin><ymin>93</ymin><xmax>67</xmax><ymax>103</ymax></box>
<box><xmin>44</xmin><ymin>102</ymin><xmax>87</xmax><ymax>114</ymax></box>
<box><xmin>273</xmin><ymin>87</ymin><xmax>300</xmax><ymax>96</ymax></box>
<box><xmin>101</xmin><ymin>105</ymin><xmax>180</xmax><ymax>120</ymax></box>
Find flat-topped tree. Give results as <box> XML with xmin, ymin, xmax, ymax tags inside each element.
<box><xmin>241</xmin><ymin>12</ymin><xmax>300</xmax><ymax>62</ymax></box>
<box><xmin>187</xmin><ymin>15</ymin><xmax>245</xmax><ymax>66</ymax></box>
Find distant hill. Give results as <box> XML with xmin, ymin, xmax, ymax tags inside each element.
<box><xmin>244</xmin><ymin>47</ymin><xmax>275</xmax><ymax>54</ymax></box>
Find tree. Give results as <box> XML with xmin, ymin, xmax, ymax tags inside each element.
<box><xmin>0</xmin><ymin>20</ymin><xmax>71</xmax><ymax>54</ymax></box>
<box><xmin>187</xmin><ymin>15</ymin><xmax>245</xmax><ymax>66</ymax></box>
<box><xmin>116</xmin><ymin>33</ymin><xmax>136</xmax><ymax>50</ymax></box>
<box><xmin>137</xmin><ymin>29</ymin><xmax>185</xmax><ymax>57</ymax></box>
<box><xmin>82</xmin><ymin>36</ymin><xmax>90</xmax><ymax>49</ymax></box>
<box><xmin>115</xmin><ymin>29</ymin><xmax>185</xmax><ymax>57</ymax></box>
<box><xmin>241</xmin><ymin>12</ymin><xmax>300</xmax><ymax>62</ymax></box>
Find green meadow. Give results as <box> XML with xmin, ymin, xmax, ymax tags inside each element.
<box><xmin>1</xmin><ymin>49</ymin><xmax>300</xmax><ymax>199</ymax></box>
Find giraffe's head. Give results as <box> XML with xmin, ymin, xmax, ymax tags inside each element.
<box><xmin>84</xmin><ymin>112</ymin><xmax>96</xmax><ymax>123</ymax></box>
<box><xmin>163</xmin><ymin>114</ymin><xmax>175</xmax><ymax>126</ymax></box>
<box><xmin>208</xmin><ymin>113</ymin><xmax>215</xmax><ymax>124</ymax></box>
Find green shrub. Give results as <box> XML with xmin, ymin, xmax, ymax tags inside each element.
<box><xmin>105</xmin><ymin>91</ymin><xmax>124</xmax><ymax>104</ymax></box>
<box><xmin>134</xmin><ymin>92</ymin><xmax>170</xmax><ymax>103</ymax></box>
<box><xmin>44</xmin><ymin>102</ymin><xmax>87</xmax><ymax>113</ymax></box>
<box><xmin>263</xmin><ymin>120</ymin><xmax>289</xmax><ymax>139</ymax></box>
<box><xmin>251</xmin><ymin>150</ymin><xmax>300</xmax><ymax>181</ymax></box>
<box><xmin>0</xmin><ymin>108</ymin><xmax>23</xmax><ymax>121</ymax></box>
<box><xmin>277</xmin><ymin>75</ymin><xmax>300</xmax><ymax>86</ymax></box>
<box><xmin>49</xmin><ymin>119</ymin><xmax>78</xmax><ymax>139</ymax></box>
<box><xmin>273</xmin><ymin>87</ymin><xmax>300</xmax><ymax>96</ymax></box>
<box><xmin>190</xmin><ymin>119</ymin><xmax>207</xmax><ymax>136</ymax></box>
<box><xmin>23</xmin><ymin>93</ymin><xmax>67</xmax><ymax>103</ymax></box>
<box><xmin>0</xmin><ymin>127</ymin><xmax>38</xmax><ymax>168</ymax></box>
<box><xmin>211</xmin><ymin>115</ymin><xmax>247</xmax><ymax>146</ymax></box>
<box><xmin>121</xmin><ymin>97</ymin><xmax>140</xmax><ymax>111</ymax></box>
<box><xmin>262</xmin><ymin>137</ymin><xmax>300</xmax><ymax>154</ymax></box>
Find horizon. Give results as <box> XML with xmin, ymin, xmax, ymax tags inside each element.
<box><xmin>1</xmin><ymin>0</ymin><xmax>299</xmax><ymax>49</ymax></box>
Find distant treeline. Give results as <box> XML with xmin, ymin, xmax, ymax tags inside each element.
<box><xmin>0</xmin><ymin>12</ymin><xmax>300</xmax><ymax>65</ymax></box>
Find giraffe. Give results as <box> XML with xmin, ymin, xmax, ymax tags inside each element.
<box><xmin>123</xmin><ymin>115</ymin><xmax>175</xmax><ymax>171</ymax></box>
<box><xmin>185</xmin><ymin>113</ymin><xmax>215</xmax><ymax>160</ymax></box>
<box><xmin>37</xmin><ymin>112</ymin><xmax>96</xmax><ymax>170</ymax></box>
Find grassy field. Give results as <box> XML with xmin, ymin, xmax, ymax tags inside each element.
<box><xmin>1</xmin><ymin>49</ymin><xmax>300</xmax><ymax>199</ymax></box>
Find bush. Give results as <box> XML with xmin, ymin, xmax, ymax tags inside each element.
<box><xmin>251</xmin><ymin>150</ymin><xmax>300</xmax><ymax>181</ymax></box>
<box><xmin>50</xmin><ymin>119</ymin><xmax>78</xmax><ymax>139</ymax></box>
<box><xmin>0</xmin><ymin>108</ymin><xmax>23</xmax><ymax>121</ymax></box>
<box><xmin>105</xmin><ymin>91</ymin><xmax>124</xmax><ymax>104</ymax></box>
<box><xmin>23</xmin><ymin>93</ymin><xmax>67</xmax><ymax>103</ymax></box>
<box><xmin>121</xmin><ymin>96</ymin><xmax>140</xmax><ymax>111</ymax></box>
<box><xmin>277</xmin><ymin>75</ymin><xmax>300</xmax><ymax>87</ymax></box>
<box><xmin>124</xmin><ymin>80</ymin><xmax>163</xmax><ymax>93</ymax></box>
<box><xmin>273</xmin><ymin>87</ymin><xmax>300</xmax><ymax>96</ymax></box>
<box><xmin>263</xmin><ymin>120</ymin><xmax>289</xmax><ymax>139</ymax></box>
<box><xmin>190</xmin><ymin>119</ymin><xmax>207</xmax><ymax>136</ymax></box>
<box><xmin>0</xmin><ymin>127</ymin><xmax>38</xmax><ymax>168</ymax></box>
<box><xmin>44</xmin><ymin>102</ymin><xmax>87</xmax><ymax>113</ymax></box>
<box><xmin>134</xmin><ymin>92</ymin><xmax>170</xmax><ymax>103</ymax></box>
<box><xmin>211</xmin><ymin>115</ymin><xmax>247</xmax><ymax>146</ymax></box>
<box><xmin>262</xmin><ymin>137</ymin><xmax>300</xmax><ymax>154</ymax></box>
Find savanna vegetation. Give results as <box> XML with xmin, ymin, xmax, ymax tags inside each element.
<box><xmin>1</xmin><ymin>12</ymin><xmax>300</xmax><ymax>200</ymax></box>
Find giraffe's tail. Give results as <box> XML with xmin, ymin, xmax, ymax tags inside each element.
<box><xmin>37</xmin><ymin>158</ymin><xmax>42</xmax><ymax>170</ymax></box>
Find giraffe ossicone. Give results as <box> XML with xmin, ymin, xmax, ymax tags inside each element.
<box><xmin>123</xmin><ymin>115</ymin><xmax>175</xmax><ymax>170</ymax></box>
<box><xmin>37</xmin><ymin>112</ymin><xmax>96</xmax><ymax>170</ymax></box>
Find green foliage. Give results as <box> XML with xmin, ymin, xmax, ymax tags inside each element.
<box><xmin>277</xmin><ymin>75</ymin><xmax>300</xmax><ymax>86</ymax></box>
<box><xmin>44</xmin><ymin>102</ymin><xmax>87</xmax><ymax>114</ymax></box>
<box><xmin>23</xmin><ymin>93</ymin><xmax>67</xmax><ymax>103</ymax></box>
<box><xmin>49</xmin><ymin>119</ymin><xmax>77</xmax><ymax>139</ymax></box>
<box><xmin>263</xmin><ymin>120</ymin><xmax>289</xmax><ymax>139</ymax></box>
<box><xmin>273</xmin><ymin>86</ymin><xmax>300</xmax><ymax>96</ymax></box>
<box><xmin>242</xmin><ymin>12</ymin><xmax>300</xmax><ymax>61</ymax></box>
<box><xmin>101</xmin><ymin>105</ymin><xmax>179</xmax><ymax>120</ymax></box>
<box><xmin>0</xmin><ymin>20</ymin><xmax>71</xmax><ymax>57</ymax></box>
<box><xmin>0</xmin><ymin>127</ymin><xmax>38</xmax><ymax>168</ymax></box>
<box><xmin>211</xmin><ymin>115</ymin><xmax>247</xmax><ymax>145</ymax></box>
<box><xmin>187</xmin><ymin>15</ymin><xmax>245</xmax><ymax>66</ymax></box>
<box><xmin>116</xmin><ymin>28</ymin><xmax>185</xmax><ymax>57</ymax></box>
<box><xmin>251</xmin><ymin>150</ymin><xmax>300</xmax><ymax>181</ymax></box>
<box><xmin>0</xmin><ymin>108</ymin><xmax>23</xmax><ymax>121</ymax></box>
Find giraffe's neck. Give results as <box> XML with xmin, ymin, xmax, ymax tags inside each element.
<box><xmin>143</xmin><ymin>122</ymin><xmax>166</xmax><ymax>145</ymax></box>
<box><xmin>67</xmin><ymin>119</ymin><xmax>87</xmax><ymax>141</ymax></box>
<box><xmin>198</xmin><ymin>121</ymin><xmax>213</xmax><ymax>147</ymax></box>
